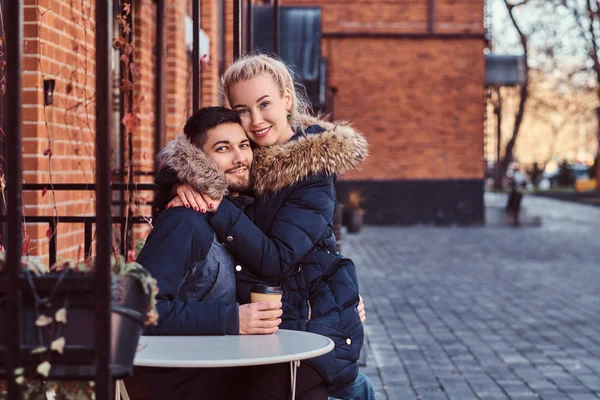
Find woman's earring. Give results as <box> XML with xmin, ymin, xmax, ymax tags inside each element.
<box><xmin>287</xmin><ymin>113</ymin><xmax>292</xmax><ymax>120</ymax></box>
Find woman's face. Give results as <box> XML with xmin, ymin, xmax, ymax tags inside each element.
<box><xmin>229</xmin><ymin>73</ymin><xmax>293</xmax><ymax>147</ymax></box>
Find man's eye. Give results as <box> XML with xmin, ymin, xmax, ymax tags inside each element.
<box><xmin>240</xmin><ymin>143</ymin><xmax>250</xmax><ymax>149</ymax></box>
<box><xmin>216</xmin><ymin>146</ymin><xmax>228</xmax><ymax>152</ymax></box>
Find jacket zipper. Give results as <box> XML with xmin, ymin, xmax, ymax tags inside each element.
<box><xmin>307</xmin><ymin>300</ymin><xmax>311</xmax><ymax>321</ymax></box>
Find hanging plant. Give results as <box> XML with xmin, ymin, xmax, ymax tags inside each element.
<box><xmin>0</xmin><ymin>251</ymin><xmax>158</xmax><ymax>400</ymax></box>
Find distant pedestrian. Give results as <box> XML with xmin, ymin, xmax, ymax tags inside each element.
<box><xmin>529</xmin><ymin>162</ymin><xmax>541</xmax><ymax>189</ymax></box>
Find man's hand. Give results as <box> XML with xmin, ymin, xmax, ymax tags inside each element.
<box><xmin>239</xmin><ymin>301</ymin><xmax>282</xmax><ymax>335</ymax></box>
<box><xmin>358</xmin><ymin>295</ymin><xmax>366</xmax><ymax>323</ymax></box>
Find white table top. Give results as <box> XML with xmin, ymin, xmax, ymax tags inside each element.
<box><xmin>134</xmin><ymin>329</ymin><xmax>334</xmax><ymax>368</ymax></box>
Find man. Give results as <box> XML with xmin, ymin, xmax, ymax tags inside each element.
<box><xmin>136</xmin><ymin>107</ymin><xmax>281</xmax><ymax>399</ymax></box>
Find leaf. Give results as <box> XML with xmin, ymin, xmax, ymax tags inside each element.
<box><xmin>120</xmin><ymin>54</ymin><xmax>129</xmax><ymax>64</ymax></box>
<box><xmin>14</xmin><ymin>367</ymin><xmax>24</xmax><ymax>376</ymax></box>
<box><xmin>46</xmin><ymin>227</ymin><xmax>53</xmax><ymax>239</ymax></box>
<box><xmin>120</xmin><ymin>79</ymin><xmax>133</xmax><ymax>94</ymax></box>
<box><xmin>50</xmin><ymin>337</ymin><xmax>65</xmax><ymax>354</ymax></box>
<box><xmin>42</xmin><ymin>186</ymin><xmax>47</xmax><ymax>197</ymax></box>
<box><xmin>35</xmin><ymin>314</ymin><xmax>53</xmax><ymax>327</ymax></box>
<box><xmin>30</xmin><ymin>346</ymin><xmax>47</xmax><ymax>354</ymax></box>
<box><xmin>130</xmin><ymin>62</ymin><xmax>140</xmax><ymax>77</ymax></box>
<box><xmin>43</xmin><ymin>148</ymin><xmax>53</xmax><ymax>158</ymax></box>
<box><xmin>66</xmin><ymin>82</ymin><xmax>73</xmax><ymax>94</ymax></box>
<box><xmin>15</xmin><ymin>376</ymin><xmax>24</xmax><ymax>384</ymax></box>
<box><xmin>123</xmin><ymin>3</ymin><xmax>131</xmax><ymax>16</ymax></box>
<box><xmin>36</xmin><ymin>361</ymin><xmax>51</xmax><ymax>377</ymax></box>
<box><xmin>22</xmin><ymin>232</ymin><xmax>31</xmax><ymax>255</ymax></box>
<box><xmin>55</xmin><ymin>307</ymin><xmax>67</xmax><ymax>324</ymax></box>
<box><xmin>112</xmin><ymin>37</ymin><xmax>125</xmax><ymax>49</ymax></box>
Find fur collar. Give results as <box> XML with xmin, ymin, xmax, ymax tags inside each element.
<box><xmin>251</xmin><ymin>116</ymin><xmax>369</xmax><ymax>196</ymax></box>
<box><xmin>157</xmin><ymin>117</ymin><xmax>368</xmax><ymax>198</ymax></box>
<box><xmin>157</xmin><ymin>134</ymin><xmax>229</xmax><ymax>199</ymax></box>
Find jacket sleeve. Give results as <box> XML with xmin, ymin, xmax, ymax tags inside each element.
<box><xmin>152</xmin><ymin>167</ymin><xmax>180</xmax><ymax>210</ymax></box>
<box><xmin>209</xmin><ymin>174</ymin><xmax>335</xmax><ymax>278</ymax></box>
<box><xmin>137</xmin><ymin>211</ymin><xmax>239</xmax><ymax>335</ymax></box>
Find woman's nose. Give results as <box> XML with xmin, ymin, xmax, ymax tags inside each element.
<box><xmin>251</xmin><ymin>111</ymin><xmax>264</xmax><ymax>126</ymax></box>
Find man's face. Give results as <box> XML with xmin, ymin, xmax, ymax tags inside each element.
<box><xmin>201</xmin><ymin>122</ymin><xmax>253</xmax><ymax>193</ymax></box>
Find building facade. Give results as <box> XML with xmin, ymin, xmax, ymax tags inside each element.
<box><xmin>2</xmin><ymin>0</ymin><xmax>485</xmax><ymax>260</ymax></box>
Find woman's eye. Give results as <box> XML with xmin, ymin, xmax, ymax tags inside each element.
<box><xmin>237</xmin><ymin>109</ymin><xmax>248</xmax><ymax>115</ymax></box>
<box><xmin>259</xmin><ymin>101</ymin><xmax>270</xmax><ymax>109</ymax></box>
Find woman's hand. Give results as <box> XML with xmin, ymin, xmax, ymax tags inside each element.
<box><xmin>358</xmin><ymin>295</ymin><xmax>366</xmax><ymax>323</ymax></box>
<box><xmin>166</xmin><ymin>184</ymin><xmax>221</xmax><ymax>213</ymax></box>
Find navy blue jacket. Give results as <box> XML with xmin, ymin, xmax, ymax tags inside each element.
<box><xmin>156</xmin><ymin>116</ymin><xmax>369</xmax><ymax>385</ymax></box>
<box><xmin>137</xmin><ymin>207</ymin><xmax>239</xmax><ymax>336</ymax></box>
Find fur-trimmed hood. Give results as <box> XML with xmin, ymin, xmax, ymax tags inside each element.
<box><xmin>157</xmin><ymin>116</ymin><xmax>368</xmax><ymax>198</ymax></box>
<box><xmin>251</xmin><ymin>116</ymin><xmax>369</xmax><ymax>196</ymax></box>
<box><xmin>157</xmin><ymin>133</ymin><xmax>229</xmax><ymax>199</ymax></box>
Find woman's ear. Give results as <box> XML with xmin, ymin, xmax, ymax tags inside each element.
<box><xmin>283</xmin><ymin>88</ymin><xmax>293</xmax><ymax>111</ymax></box>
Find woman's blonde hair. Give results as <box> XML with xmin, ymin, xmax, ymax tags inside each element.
<box><xmin>221</xmin><ymin>54</ymin><xmax>313</xmax><ymax>127</ymax></box>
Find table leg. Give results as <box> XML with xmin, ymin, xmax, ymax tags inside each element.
<box><xmin>289</xmin><ymin>360</ymin><xmax>300</xmax><ymax>400</ymax></box>
<box><xmin>115</xmin><ymin>380</ymin><xmax>131</xmax><ymax>400</ymax></box>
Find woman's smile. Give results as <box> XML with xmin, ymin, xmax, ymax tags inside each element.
<box><xmin>252</xmin><ymin>126</ymin><xmax>272</xmax><ymax>138</ymax></box>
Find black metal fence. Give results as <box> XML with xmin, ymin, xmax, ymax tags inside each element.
<box><xmin>0</xmin><ymin>1</ymin><xmax>283</xmax><ymax>398</ymax></box>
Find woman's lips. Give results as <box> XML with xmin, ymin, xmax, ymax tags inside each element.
<box><xmin>252</xmin><ymin>126</ymin><xmax>271</xmax><ymax>138</ymax></box>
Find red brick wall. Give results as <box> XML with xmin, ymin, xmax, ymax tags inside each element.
<box><xmin>22</xmin><ymin>0</ymin><xmax>97</xmax><ymax>260</ymax></box>
<box><xmin>14</xmin><ymin>0</ymin><xmax>485</xmax><ymax>255</ymax></box>
<box><xmin>165</xmin><ymin>0</ymin><xmax>190</xmax><ymax>139</ymax></box>
<box><xmin>201</xmin><ymin>0</ymin><xmax>222</xmax><ymax>106</ymax></box>
<box><xmin>283</xmin><ymin>0</ymin><xmax>485</xmax><ymax>181</ymax></box>
<box><xmin>324</xmin><ymin>38</ymin><xmax>484</xmax><ymax>180</ymax></box>
<box><xmin>130</xmin><ymin>0</ymin><xmax>158</xmax><ymax>242</ymax></box>
<box><xmin>18</xmin><ymin>0</ymin><xmax>191</xmax><ymax>261</ymax></box>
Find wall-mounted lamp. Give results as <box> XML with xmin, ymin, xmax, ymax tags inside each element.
<box><xmin>43</xmin><ymin>79</ymin><xmax>55</xmax><ymax>105</ymax></box>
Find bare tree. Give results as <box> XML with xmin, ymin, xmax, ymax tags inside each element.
<box><xmin>496</xmin><ymin>0</ymin><xmax>530</xmax><ymax>188</ymax></box>
<box><xmin>545</xmin><ymin>0</ymin><xmax>600</xmax><ymax>177</ymax></box>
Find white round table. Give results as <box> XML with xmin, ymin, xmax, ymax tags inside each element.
<box><xmin>117</xmin><ymin>330</ymin><xmax>334</xmax><ymax>400</ymax></box>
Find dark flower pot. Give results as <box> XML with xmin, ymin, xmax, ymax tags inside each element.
<box><xmin>347</xmin><ymin>210</ymin><xmax>364</xmax><ymax>234</ymax></box>
<box><xmin>0</xmin><ymin>271</ymin><xmax>150</xmax><ymax>379</ymax></box>
<box><xmin>111</xmin><ymin>274</ymin><xmax>151</xmax><ymax>377</ymax></box>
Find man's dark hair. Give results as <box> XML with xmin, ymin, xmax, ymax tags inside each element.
<box><xmin>184</xmin><ymin>106</ymin><xmax>242</xmax><ymax>148</ymax></box>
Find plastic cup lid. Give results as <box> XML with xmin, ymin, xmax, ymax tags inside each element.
<box><xmin>251</xmin><ymin>284</ymin><xmax>283</xmax><ymax>294</ymax></box>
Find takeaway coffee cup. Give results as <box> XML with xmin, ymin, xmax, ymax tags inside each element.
<box><xmin>250</xmin><ymin>285</ymin><xmax>283</xmax><ymax>320</ymax></box>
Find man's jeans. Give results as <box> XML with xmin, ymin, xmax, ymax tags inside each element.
<box><xmin>329</xmin><ymin>372</ymin><xmax>377</xmax><ymax>400</ymax></box>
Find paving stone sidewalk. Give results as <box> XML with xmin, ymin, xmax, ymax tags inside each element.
<box><xmin>348</xmin><ymin>194</ymin><xmax>600</xmax><ymax>400</ymax></box>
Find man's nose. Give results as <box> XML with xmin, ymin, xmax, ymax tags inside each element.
<box><xmin>232</xmin><ymin>147</ymin><xmax>248</xmax><ymax>164</ymax></box>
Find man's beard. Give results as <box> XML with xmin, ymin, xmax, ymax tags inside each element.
<box><xmin>227</xmin><ymin>176</ymin><xmax>251</xmax><ymax>193</ymax></box>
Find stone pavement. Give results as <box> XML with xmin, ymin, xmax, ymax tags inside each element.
<box><xmin>347</xmin><ymin>193</ymin><xmax>600</xmax><ymax>400</ymax></box>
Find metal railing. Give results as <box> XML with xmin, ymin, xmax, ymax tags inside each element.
<box><xmin>0</xmin><ymin>1</ymin><xmax>254</xmax><ymax>398</ymax></box>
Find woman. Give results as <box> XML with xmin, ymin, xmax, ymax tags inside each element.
<box><xmin>158</xmin><ymin>54</ymin><xmax>371</xmax><ymax>399</ymax></box>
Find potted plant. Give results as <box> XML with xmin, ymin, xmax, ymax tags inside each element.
<box><xmin>343</xmin><ymin>190</ymin><xmax>366</xmax><ymax>234</ymax></box>
<box><xmin>0</xmin><ymin>251</ymin><xmax>158</xmax><ymax>399</ymax></box>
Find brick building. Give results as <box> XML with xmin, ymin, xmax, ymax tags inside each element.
<box><xmin>2</xmin><ymin>0</ymin><xmax>485</xmax><ymax>260</ymax></box>
<box><xmin>310</xmin><ymin>0</ymin><xmax>486</xmax><ymax>225</ymax></box>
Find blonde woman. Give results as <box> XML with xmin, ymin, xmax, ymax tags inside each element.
<box><xmin>158</xmin><ymin>54</ymin><xmax>374</xmax><ymax>399</ymax></box>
